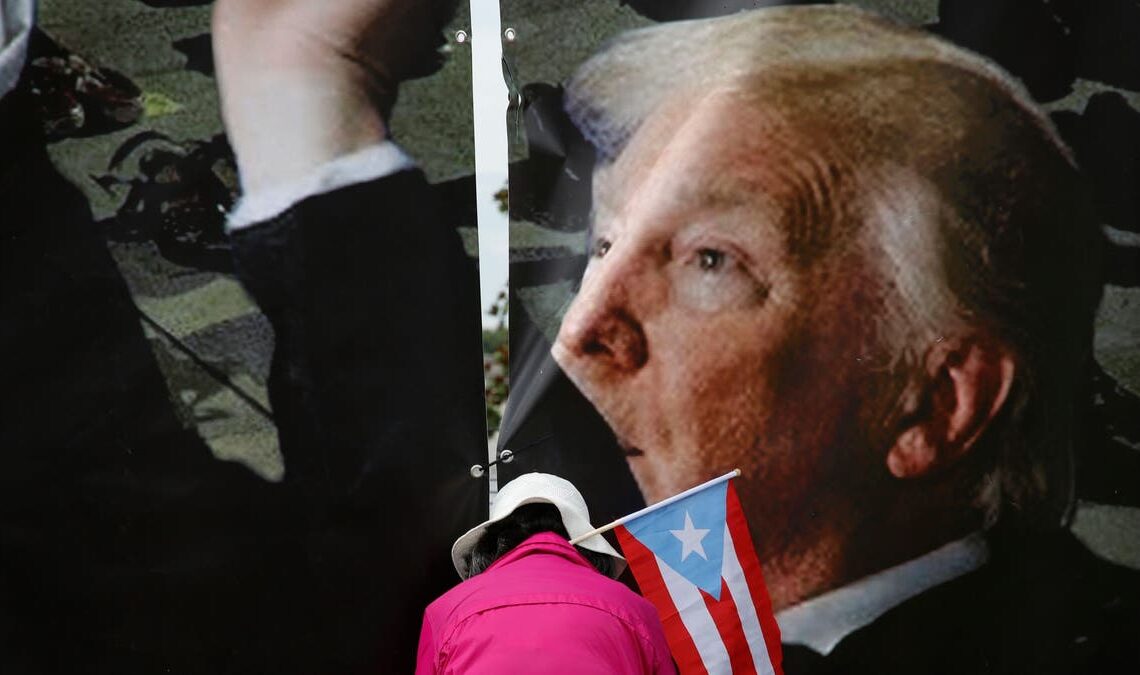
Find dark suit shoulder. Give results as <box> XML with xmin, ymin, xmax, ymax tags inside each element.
<box><xmin>824</xmin><ymin>533</ymin><xmax>1140</xmax><ymax>675</ymax></box>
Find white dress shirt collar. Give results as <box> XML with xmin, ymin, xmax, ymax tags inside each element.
<box><xmin>776</xmin><ymin>532</ymin><xmax>990</xmax><ymax>655</ymax></box>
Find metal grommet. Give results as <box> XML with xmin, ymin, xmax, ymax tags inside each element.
<box><xmin>498</xmin><ymin>449</ymin><xmax>515</xmax><ymax>464</ymax></box>
<box><xmin>455</xmin><ymin>29</ymin><xmax>469</xmax><ymax>44</ymax></box>
<box><xmin>469</xmin><ymin>464</ymin><xmax>485</xmax><ymax>478</ymax></box>
<box><xmin>503</xmin><ymin>27</ymin><xmax>517</xmax><ymax>42</ymax></box>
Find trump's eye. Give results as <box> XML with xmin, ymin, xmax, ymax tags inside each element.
<box><xmin>696</xmin><ymin>248</ymin><xmax>726</xmax><ymax>271</ymax></box>
<box><xmin>591</xmin><ymin>237</ymin><xmax>612</xmax><ymax>259</ymax></box>
<box><xmin>672</xmin><ymin>242</ymin><xmax>769</xmax><ymax>312</ymax></box>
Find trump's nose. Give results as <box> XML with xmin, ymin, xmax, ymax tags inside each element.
<box><xmin>554</xmin><ymin>271</ymin><xmax>649</xmax><ymax>375</ymax></box>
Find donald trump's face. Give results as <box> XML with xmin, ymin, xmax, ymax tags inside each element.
<box><xmin>548</xmin><ymin>3</ymin><xmax>1093</xmax><ymax>611</ymax></box>
<box><xmin>552</xmin><ymin>90</ymin><xmax>894</xmax><ymax>567</ymax></box>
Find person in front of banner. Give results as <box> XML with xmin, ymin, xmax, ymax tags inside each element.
<box><xmin>416</xmin><ymin>472</ymin><xmax>674</xmax><ymax>675</ymax></box>
<box><xmin>548</xmin><ymin>6</ymin><xmax>1140</xmax><ymax>674</ymax></box>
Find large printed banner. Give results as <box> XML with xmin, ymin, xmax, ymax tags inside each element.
<box><xmin>497</xmin><ymin>0</ymin><xmax>1140</xmax><ymax>673</ymax></box>
<box><xmin>2</xmin><ymin>1</ymin><xmax>1139</xmax><ymax>674</ymax></box>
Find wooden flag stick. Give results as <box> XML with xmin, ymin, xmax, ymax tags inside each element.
<box><xmin>569</xmin><ymin>469</ymin><xmax>741</xmax><ymax>545</ymax></box>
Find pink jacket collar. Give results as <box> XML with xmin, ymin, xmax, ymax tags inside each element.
<box><xmin>485</xmin><ymin>532</ymin><xmax>595</xmax><ymax>574</ymax></box>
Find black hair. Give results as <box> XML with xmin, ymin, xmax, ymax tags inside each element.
<box><xmin>467</xmin><ymin>503</ymin><xmax>616</xmax><ymax>578</ymax></box>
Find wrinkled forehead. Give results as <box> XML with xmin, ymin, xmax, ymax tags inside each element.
<box><xmin>594</xmin><ymin>92</ymin><xmax>716</xmax><ymax>210</ymax></box>
<box><xmin>589</xmin><ymin>84</ymin><xmax>861</xmax><ymax>264</ymax></box>
<box><xmin>592</xmin><ymin>88</ymin><xmax>800</xmax><ymax>216</ymax></box>
<box><xmin>589</xmin><ymin>58</ymin><xmax>920</xmax><ymax>203</ymax></box>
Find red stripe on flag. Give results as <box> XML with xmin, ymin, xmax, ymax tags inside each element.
<box><xmin>616</xmin><ymin>525</ymin><xmax>706</xmax><ymax>675</ymax></box>
<box><xmin>701</xmin><ymin>580</ymin><xmax>758</xmax><ymax>674</ymax></box>
<box><xmin>726</xmin><ymin>482</ymin><xmax>784</xmax><ymax>675</ymax></box>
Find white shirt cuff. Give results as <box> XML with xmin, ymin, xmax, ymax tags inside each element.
<box><xmin>0</xmin><ymin>0</ymin><xmax>35</xmax><ymax>99</ymax></box>
<box><xmin>227</xmin><ymin>141</ymin><xmax>416</xmax><ymax>231</ymax></box>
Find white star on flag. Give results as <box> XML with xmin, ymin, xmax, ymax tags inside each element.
<box><xmin>670</xmin><ymin>511</ymin><xmax>710</xmax><ymax>561</ymax></box>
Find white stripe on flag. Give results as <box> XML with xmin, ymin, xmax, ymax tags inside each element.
<box><xmin>723</xmin><ymin>525</ymin><xmax>776</xmax><ymax>675</ymax></box>
<box><xmin>658</xmin><ymin>553</ymin><xmax>732</xmax><ymax>674</ymax></box>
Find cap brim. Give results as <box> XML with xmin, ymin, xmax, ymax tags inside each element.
<box><xmin>450</xmin><ymin>495</ymin><xmax>551</xmax><ymax>579</ymax></box>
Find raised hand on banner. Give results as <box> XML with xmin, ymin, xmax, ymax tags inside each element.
<box><xmin>211</xmin><ymin>0</ymin><xmax>460</xmax><ymax>192</ymax></box>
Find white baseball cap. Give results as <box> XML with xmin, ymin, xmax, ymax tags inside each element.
<box><xmin>451</xmin><ymin>472</ymin><xmax>626</xmax><ymax>579</ymax></box>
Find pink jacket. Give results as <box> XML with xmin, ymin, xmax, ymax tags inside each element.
<box><xmin>415</xmin><ymin>532</ymin><xmax>675</xmax><ymax>674</ymax></box>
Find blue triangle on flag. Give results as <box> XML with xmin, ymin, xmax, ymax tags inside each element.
<box><xmin>624</xmin><ymin>480</ymin><xmax>728</xmax><ymax>599</ymax></box>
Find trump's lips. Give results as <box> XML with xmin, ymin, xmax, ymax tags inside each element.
<box><xmin>616</xmin><ymin>436</ymin><xmax>645</xmax><ymax>458</ymax></box>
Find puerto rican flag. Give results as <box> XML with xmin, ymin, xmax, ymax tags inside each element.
<box><xmin>614</xmin><ymin>475</ymin><xmax>783</xmax><ymax>675</ymax></box>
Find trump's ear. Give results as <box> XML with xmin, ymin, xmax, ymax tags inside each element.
<box><xmin>886</xmin><ymin>335</ymin><xmax>1017</xmax><ymax>479</ymax></box>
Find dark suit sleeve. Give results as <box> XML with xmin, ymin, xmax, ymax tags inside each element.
<box><xmin>229</xmin><ymin>169</ymin><xmax>488</xmax><ymax>669</ymax></box>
